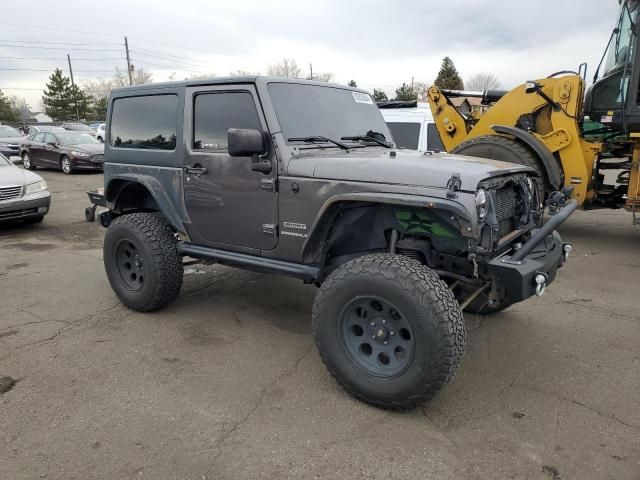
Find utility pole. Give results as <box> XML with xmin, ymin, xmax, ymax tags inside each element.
<box><xmin>309</xmin><ymin>63</ymin><xmax>313</xmax><ymax>80</ymax></box>
<box><xmin>124</xmin><ymin>36</ymin><xmax>133</xmax><ymax>85</ymax></box>
<box><xmin>67</xmin><ymin>53</ymin><xmax>80</xmax><ymax>122</ymax></box>
<box><xmin>411</xmin><ymin>76</ymin><xmax>414</xmax><ymax>90</ymax></box>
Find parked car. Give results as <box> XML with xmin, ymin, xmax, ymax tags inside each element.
<box><xmin>62</xmin><ymin>122</ymin><xmax>97</xmax><ymax>138</ymax></box>
<box><xmin>0</xmin><ymin>153</ymin><xmax>50</xmax><ymax>223</ymax></box>
<box><xmin>98</xmin><ymin>77</ymin><xmax>575</xmax><ymax>409</ymax></box>
<box><xmin>0</xmin><ymin>125</ymin><xmax>26</xmax><ymax>162</ymax></box>
<box><xmin>378</xmin><ymin>101</ymin><xmax>446</xmax><ymax>152</ymax></box>
<box><xmin>20</xmin><ymin>131</ymin><xmax>104</xmax><ymax>174</ymax></box>
<box><xmin>89</xmin><ymin>122</ymin><xmax>105</xmax><ymax>130</ymax></box>
<box><xmin>24</xmin><ymin>125</ymin><xmax>66</xmax><ymax>136</ymax></box>
<box><xmin>95</xmin><ymin>123</ymin><xmax>106</xmax><ymax>143</ymax></box>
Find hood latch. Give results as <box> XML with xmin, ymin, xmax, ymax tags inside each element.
<box><xmin>446</xmin><ymin>173</ymin><xmax>462</xmax><ymax>199</ymax></box>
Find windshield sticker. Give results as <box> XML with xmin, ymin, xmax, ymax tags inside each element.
<box><xmin>352</xmin><ymin>92</ymin><xmax>373</xmax><ymax>104</ymax></box>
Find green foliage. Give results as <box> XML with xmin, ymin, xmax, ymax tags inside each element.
<box><xmin>394</xmin><ymin>83</ymin><xmax>417</xmax><ymax>101</ymax></box>
<box><xmin>372</xmin><ymin>88</ymin><xmax>388</xmax><ymax>102</ymax></box>
<box><xmin>348</xmin><ymin>80</ymin><xmax>357</xmax><ymax>87</ymax></box>
<box><xmin>0</xmin><ymin>90</ymin><xmax>20</xmax><ymax>122</ymax></box>
<box><xmin>434</xmin><ymin>57</ymin><xmax>464</xmax><ymax>90</ymax></box>
<box><xmin>42</xmin><ymin>69</ymin><xmax>74</xmax><ymax>121</ymax></box>
<box><xmin>92</xmin><ymin>97</ymin><xmax>108</xmax><ymax>120</ymax></box>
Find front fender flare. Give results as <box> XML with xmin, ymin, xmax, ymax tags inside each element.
<box><xmin>301</xmin><ymin>192</ymin><xmax>473</xmax><ymax>264</ymax></box>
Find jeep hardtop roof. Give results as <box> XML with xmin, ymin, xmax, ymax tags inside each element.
<box><xmin>110</xmin><ymin>76</ymin><xmax>369</xmax><ymax>95</ymax></box>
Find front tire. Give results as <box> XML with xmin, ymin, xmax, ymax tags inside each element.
<box><xmin>60</xmin><ymin>155</ymin><xmax>73</xmax><ymax>175</ymax></box>
<box><xmin>312</xmin><ymin>254</ymin><xmax>465</xmax><ymax>409</ymax></box>
<box><xmin>104</xmin><ymin>213</ymin><xmax>183</xmax><ymax>312</ymax></box>
<box><xmin>22</xmin><ymin>152</ymin><xmax>34</xmax><ymax>170</ymax></box>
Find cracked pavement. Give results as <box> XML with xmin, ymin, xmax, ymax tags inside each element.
<box><xmin>1</xmin><ymin>170</ymin><xmax>639</xmax><ymax>480</ymax></box>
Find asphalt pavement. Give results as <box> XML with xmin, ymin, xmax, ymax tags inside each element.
<box><xmin>1</xmin><ymin>169</ymin><xmax>638</xmax><ymax>480</ymax></box>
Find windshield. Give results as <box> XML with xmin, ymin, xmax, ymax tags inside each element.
<box><xmin>268</xmin><ymin>83</ymin><xmax>392</xmax><ymax>147</ymax></box>
<box><xmin>56</xmin><ymin>133</ymin><xmax>100</xmax><ymax>145</ymax></box>
<box><xmin>0</xmin><ymin>126</ymin><xmax>21</xmax><ymax>138</ymax></box>
<box><xmin>602</xmin><ymin>2</ymin><xmax>638</xmax><ymax>77</ymax></box>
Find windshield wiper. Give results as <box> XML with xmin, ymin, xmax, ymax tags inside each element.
<box><xmin>288</xmin><ymin>136</ymin><xmax>350</xmax><ymax>150</ymax></box>
<box><xmin>341</xmin><ymin>132</ymin><xmax>392</xmax><ymax>148</ymax></box>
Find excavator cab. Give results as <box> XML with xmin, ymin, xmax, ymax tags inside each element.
<box><xmin>584</xmin><ymin>0</ymin><xmax>640</xmax><ymax>132</ymax></box>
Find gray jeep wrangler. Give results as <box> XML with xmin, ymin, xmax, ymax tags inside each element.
<box><xmin>100</xmin><ymin>77</ymin><xmax>575</xmax><ymax>409</ymax></box>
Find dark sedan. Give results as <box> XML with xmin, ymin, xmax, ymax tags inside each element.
<box><xmin>0</xmin><ymin>125</ymin><xmax>27</xmax><ymax>162</ymax></box>
<box><xmin>20</xmin><ymin>132</ymin><xmax>104</xmax><ymax>174</ymax></box>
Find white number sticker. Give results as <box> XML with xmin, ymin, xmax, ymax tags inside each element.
<box><xmin>352</xmin><ymin>91</ymin><xmax>373</xmax><ymax>104</ymax></box>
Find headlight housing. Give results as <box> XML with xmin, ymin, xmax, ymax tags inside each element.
<box><xmin>25</xmin><ymin>180</ymin><xmax>48</xmax><ymax>195</ymax></box>
<box><xmin>70</xmin><ymin>150</ymin><xmax>90</xmax><ymax>158</ymax></box>
<box><xmin>475</xmin><ymin>188</ymin><xmax>488</xmax><ymax>220</ymax></box>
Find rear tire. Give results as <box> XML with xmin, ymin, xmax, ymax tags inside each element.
<box><xmin>104</xmin><ymin>213</ymin><xmax>183</xmax><ymax>312</ymax></box>
<box><xmin>452</xmin><ymin>135</ymin><xmax>548</xmax><ymax>197</ymax></box>
<box><xmin>312</xmin><ymin>253</ymin><xmax>465</xmax><ymax>409</ymax></box>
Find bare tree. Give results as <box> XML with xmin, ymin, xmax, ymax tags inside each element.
<box><xmin>113</xmin><ymin>67</ymin><xmax>153</xmax><ymax>87</ymax></box>
<box><xmin>413</xmin><ymin>81</ymin><xmax>429</xmax><ymax>102</ymax></box>
<box><xmin>313</xmin><ymin>72</ymin><xmax>334</xmax><ymax>82</ymax></box>
<box><xmin>228</xmin><ymin>70</ymin><xmax>260</xmax><ymax>76</ymax></box>
<box><xmin>82</xmin><ymin>78</ymin><xmax>114</xmax><ymax>101</ymax></box>
<box><xmin>466</xmin><ymin>73</ymin><xmax>502</xmax><ymax>92</ymax></box>
<box><xmin>186</xmin><ymin>73</ymin><xmax>216</xmax><ymax>80</ymax></box>
<box><xmin>267</xmin><ymin>58</ymin><xmax>302</xmax><ymax>78</ymax></box>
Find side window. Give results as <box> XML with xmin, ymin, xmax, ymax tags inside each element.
<box><xmin>193</xmin><ymin>91</ymin><xmax>262</xmax><ymax>151</ymax></box>
<box><xmin>426</xmin><ymin>123</ymin><xmax>445</xmax><ymax>152</ymax></box>
<box><xmin>110</xmin><ymin>94</ymin><xmax>177</xmax><ymax>150</ymax></box>
<box><xmin>43</xmin><ymin>133</ymin><xmax>55</xmax><ymax>145</ymax></box>
<box><xmin>386</xmin><ymin>122</ymin><xmax>421</xmax><ymax>150</ymax></box>
<box><xmin>33</xmin><ymin>133</ymin><xmax>45</xmax><ymax>143</ymax></box>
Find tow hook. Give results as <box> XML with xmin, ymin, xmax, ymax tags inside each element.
<box><xmin>562</xmin><ymin>243</ymin><xmax>573</xmax><ymax>263</ymax></box>
<box><xmin>534</xmin><ymin>273</ymin><xmax>548</xmax><ymax>297</ymax></box>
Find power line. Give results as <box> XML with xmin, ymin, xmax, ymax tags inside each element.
<box><xmin>0</xmin><ymin>67</ymin><xmax>118</xmax><ymax>73</ymax></box>
<box><xmin>130</xmin><ymin>38</ymin><xmax>244</xmax><ymax>58</ymax></box>
<box><xmin>0</xmin><ymin>22</ymin><xmax>121</xmax><ymax>37</ymax></box>
<box><xmin>0</xmin><ymin>56</ymin><xmax>126</xmax><ymax>61</ymax></box>
<box><xmin>0</xmin><ymin>39</ymin><xmax>121</xmax><ymax>46</ymax></box>
<box><xmin>0</xmin><ymin>44</ymin><xmax>121</xmax><ymax>52</ymax></box>
<box><xmin>0</xmin><ymin>87</ymin><xmax>43</xmax><ymax>91</ymax></box>
<box><xmin>130</xmin><ymin>50</ymin><xmax>207</xmax><ymax>69</ymax></box>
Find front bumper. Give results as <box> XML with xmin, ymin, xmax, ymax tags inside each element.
<box><xmin>487</xmin><ymin>231</ymin><xmax>568</xmax><ymax>303</ymax></box>
<box><xmin>0</xmin><ymin>192</ymin><xmax>51</xmax><ymax>222</ymax></box>
<box><xmin>483</xmin><ymin>196</ymin><xmax>577</xmax><ymax>304</ymax></box>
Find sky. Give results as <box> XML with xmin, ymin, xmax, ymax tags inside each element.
<box><xmin>0</xmin><ymin>0</ymin><xmax>621</xmax><ymax>112</ymax></box>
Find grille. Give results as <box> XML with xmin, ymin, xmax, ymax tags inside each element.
<box><xmin>91</xmin><ymin>154</ymin><xmax>104</xmax><ymax>163</ymax></box>
<box><xmin>0</xmin><ymin>185</ymin><xmax>23</xmax><ymax>201</ymax></box>
<box><xmin>494</xmin><ymin>187</ymin><xmax>517</xmax><ymax>220</ymax></box>
<box><xmin>0</xmin><ymin>207</ymin><xmax>37</xmax><ymax>220</ymax></box>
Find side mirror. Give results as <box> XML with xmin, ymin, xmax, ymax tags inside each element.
<box><xmin>47</xmin><ymin>141</ymin><xmax>57</xmax><ymax>147</ymax></box>
<box><xmin>227</xmin><ymin>128</ymin><xmax>266</xmax><ymax>157</ymax></box>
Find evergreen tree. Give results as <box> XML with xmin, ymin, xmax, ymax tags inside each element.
<box><xmin>372</xmin><ymin>88</ymin><xmax>388</xmax><ymax>102</ymax></box>
<box><xmin>434</xmin><ymin>57</ymin><xmax>464</xmax><ymax>90</ymax></box>
<box><xmin>93</xmin><ymin>97</ymin><xmax>108</xmax><ymax>120</ymax></box>
<box><xmin>68</xmin><ymin>84</ymin><xmax>93</xmax><ymax>119</ymax></box>
<box><xmin>0</xmin><ymin>90</ymin><xmax>20</xmax><ymax>122</ymax></box>
<box><xmin>348</xmin><ymin>80</ymin><xmax>357</xmax><ymax>87</ymax></box>
<box><xmin>394</xmin><ymin>83</ymin><xmax>417</xmax><ymax>101</ymax></box>
<box><xmin>42</xmin><ymin>69</ymin><xmax>74</xmax><ymax>121</ymax></box>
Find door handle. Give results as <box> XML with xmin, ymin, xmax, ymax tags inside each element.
<box><xmin>251</xmin><ymin>160</ymin><xmax>272</xmax><ymax>174</ymax></box>
<box><xmin>184</xmin><ymin>165</ymin><xmax>208</xmax><ymax>176</ymax></box>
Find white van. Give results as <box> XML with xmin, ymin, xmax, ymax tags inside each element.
<box><xmin>378</xmin><ymin>101</ymin><xmax>445</xmax><ymax>152</ymax></box>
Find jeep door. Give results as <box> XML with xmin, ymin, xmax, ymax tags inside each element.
<box><xmin>183</xmin><ymin>85</ymin><xmax>278</xmax><ymax>250</ymax></box>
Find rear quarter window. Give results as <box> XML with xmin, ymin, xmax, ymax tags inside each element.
<box><xmin>110</xmin><ymin>94</ymin><xmax>178</xmax><ymax>150</ymax></box>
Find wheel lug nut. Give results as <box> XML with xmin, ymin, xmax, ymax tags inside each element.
<box><xmin>383</xmin><ymin>341</ymin><xmax>388</xmax><ymax>345</ymax></box>
<box><xmin>370</xmin><ymin>322</ymin><xmax>375</xmax><ymax>326</ymax></box>
<box><xmin>390</xmin><ymin>331</ymin><xmax>395</xmax><ymax>335</ymax></box>
<box><xmin>382</xmin><ymin>320</ymin><xmax>386</xmax><ymax>324</ymax></box>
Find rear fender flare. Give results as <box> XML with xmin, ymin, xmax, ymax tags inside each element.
<box><xmin>105</xmin><ymin>174</ymin><xmax>189</xmax><ymax>234</ymax></box>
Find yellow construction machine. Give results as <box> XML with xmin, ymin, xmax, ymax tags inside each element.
<box><xmin>427</xmin><ymin>0</ymin><xmax>640</xmax><ymax>222</ymax></box>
